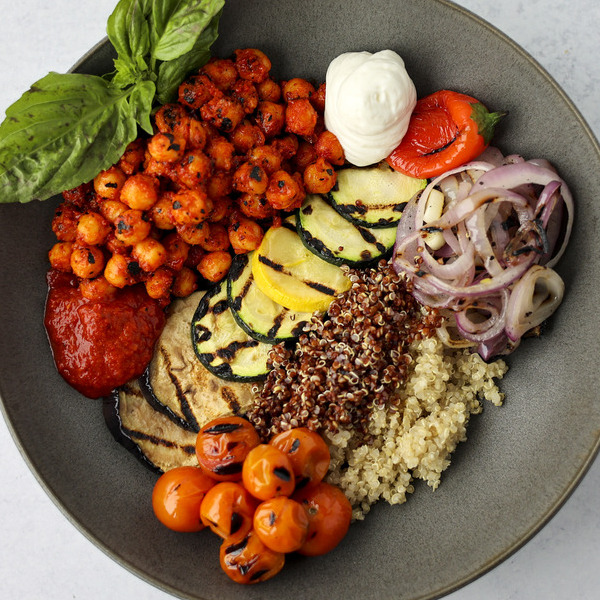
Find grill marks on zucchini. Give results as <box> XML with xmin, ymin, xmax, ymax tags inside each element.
<box><xmin>227</xmin><ymin>253</ymin><xmax>311</xmax><ymax>344</ymax></box>
<box><xmin>192</xmin><ymin>281</ymin><xmax>271</xmax><ymax>381</ymax></box>
<box><xmin>297</xmin><ymin>194</ymin><xmax>398</xmax><ymax>267</ymax></box>
<box><xmin>328</xmin><ymin>162</ymin><xmax>426</xmax><ymax>228</ymax></box>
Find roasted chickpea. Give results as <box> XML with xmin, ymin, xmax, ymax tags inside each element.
<box><xmin>142</xmin><ymin>154</ymin><xmax>174</xmax><ymax>179</ymax></box>
<box><xmin>70</xmin><ymin>245</ymin><xmax>105</xmax><ymax>279</ymax></box>
<box><xmin>104</xmin><ymin>253</ymin><xmax>137</xmax><ymax>288</ymax></box>
<box><xmin>147</xmin><ymin>132</ymin><xmax>187</xmax><ymax>163</ymax></box>
<box><xmin>154</xmin><ymin>103</ymin><xmax>191</xmax><ymax>139</ymax></box>
<box><xmin>162</xmin><ymin>233</ymin><xmax>190</xmax><ymax>271</ymax></box>
<box><xmin>202</xmin><ymin>58</ymin><xmax>238</xmax><ymax>91</ymax></box>
<box><xmin>175</xmin><ymin>151</ymin><xmax>213</xmax><ymax>188</ymax></box>
<box><xmin>254</xmin><ymin>101</ymin><xmax>285</xmax><ymax>138</ymax></box>
<box><xmin>99</xmin><ymin>199</ymin><xmax>128</xmax><ymax>224</ymax></box>
<box><xmin>285</xmin><ymin>98</ymin><xmax>318</xmax><ymax>138</ymax></box>
<box><xmin>172</xmin><ymin>266</ymin><xmax>198</xmax><ymax>297</ymax></box>
<box><xmin>176</xmin><ymin>221</ymin><xmax>212</xmax><ymax>246</ymax></box>
<box><xmin>119</xmin><ymin>139</ymin><xmax>146</xmax><ymax>176</ymax></box>
<box><xmin>105</xmin><ymin>232</ymin><xmax>129</xmax><ymax>255</ymax></box>
<box><xmin>201</xmin><ymin>96</ymin><xmax>245</xmax><ymax>133</ymax></box>
<box><xmin>62</xmin><ymin>182</ymin><xmax>94</xmax><ymax>208</ymax></box>
<box><xmin>48</xmin><ymin>241</ymin><xmax>73</xmax><ymax>272</ymax></box>
<box><xmin>228</xmin><ymin>218</ymin><xmax>264</xmax><ymax>254</ymax></box>
<box><xmin>237</xmin><ymin>193</ymin><xmax>276</xmax><ymax>220</ymax></box>
<box><xmin>233</xmin><ymin>162</ymin><xmax>268</xmax><ymax>195</ymax></box>
<box><xmin>282</xmin><ymin>78</ymin><xmax>316</xmax><ymax>102</ymax></box>
<box><xmin>145</xmin><ymin>266</ymin><xmax>175</xmax><ymax>299</ymax></box>
<box><xmin>265</xmin><ymin>170</ymin><xmax>305</xmax><ymax>211</ymax></box>
<box><xmin>114</xmin><ymin>209</ymin><xmax>152</xmax><ymax>245</ymax></box>
<box><xmin>200</xmin><ymin>223</ymin><xmax>230</xmax><ymax>252</ymax></box>
<box><xmin>76</xmin><ymin>212</ymin><xmax>111</xmax><ymax>246</ymax></box>
<box><xmin>187</xmin><ymin>117</ymin><xmax>207</xmax><ymax>150</ymax></box>
<box><xmin>315</xmin><ymin>130</ymin><xmax>345</xmax><ymax>165</ymax></box>
<box><xmin>248</xmin><ymin>145</ymin><xmax>283</xmax><ymax>176</ymax></box>
<box><xmin>184</xmin><ymin>244</ymin><xmax>205</xmax><ymax>270</ymax></box>
<box><xmin>171</xmin><ymin>189</ymin><xmax>213</xmax><ymax>226</ymax></box>
<box><xmin>311</xmin><ymin>82</ymin><xmax>326</xmax><ymax>113</ymax></box>
<box><xmin>79</xmin><ymin>276</ymin><xmax>118</xmax><ymax>301</ymax></box>
<box><xmin>131</xmin><ymin>238</ymin><xmax>167</xmax><ymax>272</ymax></box>
<box><xmin>119</xmin><ymin>173</ymin><xmax>158</xmax><ymax>211</ymax></box>
<box><xmin>52</xmin><ymin>203</ymin><xmax>81</xmax><ymax>242</ymax></box>
<box><xmin>148</xmin><ymin>193</ymin><xmax>175</xmax><ymax>230</ymax></box>
<box><xmin>206</xmin><ymin>137</ymin><xmax>236</xmax><ymax>172</ymax></box>
<box><xmin>257</xmin><ymin>78</ymin><xmax>281</xmax><ymax>102</ymax></box>
<box><xmin>94</xmin><ymin>166</ymin><xmax>127</xmax><ymax>200</ymax></box>
<box><xmin>206</xmin><ymin>174</ymin><xmax>234</xmax><ymax>201</ymax></box>
<box><xmin>230</xmin><ymin>122</ymin><xmax>265</xmax><ymax>154</ymax></box>
<box><xmin>270</xmin><ymin>134</ymin><xmax>299</xmax><ymax>160</ymax></box>
<box><xmin>303</xmin><ymin>157</ymin><xmax>337</xmax><ymax>194</ymax></box>
<box><xmin>293</xmin><ymin>140</ymin><xmax>319</xmax><ymax>172</ymax></box>
<box><xmin>197</xmin><ymin>251</ymin><xmax>232</xmax><ymax>282</ymax></box>
<box><xmin>178</xmin><ymin>74</ymin><xmax>220</xmax><ymax>110</ymax></box>
<box><xmin>234</xmin><ymin>48</ymin><xmax>271</xmax><ymax>83</ymax></box>
<box><xmin>230</xmin><ymin>79</ymin><xmax>259</xmax><ymax>114</ymax></box>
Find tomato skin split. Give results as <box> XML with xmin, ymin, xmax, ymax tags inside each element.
<box><xmin>387</xmin><ymin>90</ymin><xmax>506</xmax><ymax>179</ymax></box>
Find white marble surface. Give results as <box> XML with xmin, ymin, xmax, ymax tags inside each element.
<box><xmin>1</xmin><ymin>1</ymin><xmax>599</xmax><ymax>599</ymax></box>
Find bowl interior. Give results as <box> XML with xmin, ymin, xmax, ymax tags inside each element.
<box><xmin>1</xmin><ymin>1</ymin><xmax>599</xmax><ymax>599</ymax></box>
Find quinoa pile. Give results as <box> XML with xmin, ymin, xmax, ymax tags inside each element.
<box><xmin>247</xmin><ymin>260</ymin><xmax>508</xmax><ymax>519</ymax></box>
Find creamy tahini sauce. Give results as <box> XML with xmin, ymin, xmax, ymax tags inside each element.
<box><xmin>324</xmin><ymin>50</ymin><xmax>417</xmax><ymax>167</ymax></box>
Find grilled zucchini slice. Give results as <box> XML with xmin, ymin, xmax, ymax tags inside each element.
<box><xmin>297</xmin><ymin>194</ymin><xmax>398</xmax><ymax>267</ymax></box>
<box><xmin>228</xmin><ymin>252</ymin><xmax>312</xmax><ymax>344</ymax></box>
<box><xmin>103</xmin><ymin>380</ymin><xmax>198</xmax><ymax>473</ymax></box>
<box><xmin>252</xmin><ymin>215</ymin><xmax>351</xmax><ymax>313</ymax></box>
<box><xmin>192</xmin><ymin>281</ymin><xmax>272</xmax><ymax>382</ymax></box>
<box><xmin>328</xmin><ymin>162</ymin><xmax>426</xmax><ymax>228</ymax></box>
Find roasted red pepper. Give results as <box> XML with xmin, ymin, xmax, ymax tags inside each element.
<box><xmin>387</xmin><ymin>90</ymin><xmax>505</xmax><ymax>178</ymax></box>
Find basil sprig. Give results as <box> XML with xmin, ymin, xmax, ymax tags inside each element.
<box><xmin>0</xmin><ymin>0</ymin><xmax>224</xmax><ymax>204</ymax></box>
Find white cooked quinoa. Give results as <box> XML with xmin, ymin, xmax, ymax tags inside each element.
<box><xmin>325</xmin><ymin>335</ymin><xmax>507</xmax><ymax>520</ymax></box>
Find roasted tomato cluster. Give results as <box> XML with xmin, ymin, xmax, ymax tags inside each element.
<box><xmin>152</xmin><ymin>416</ymin><xmax>352</xmax><ymax>584</ymax></box>
<box><xmin>48</xmin><ymin>48</ymin><xmax>344</xmax><ymax>304</ymax></box>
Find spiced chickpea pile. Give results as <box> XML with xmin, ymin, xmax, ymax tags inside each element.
<box><xmin>48</xmin><ymin>48</ymin><xmax>345</xmax><ymax>302</ymax></box>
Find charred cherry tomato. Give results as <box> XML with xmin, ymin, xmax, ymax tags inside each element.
<box><xmin>253</xmin><ymin>496</ymin><xmax>309</xmax><ymax>553</ymax></box>
<box><xmin>269</xmin><ymin>428</ymin><xmax>330</xmax><ymax>490</ymax></box>
<box><xmin>387</xmin><ymin>90</ymin><xmax>505</xmax><ymax>179</ymax></box>
<box><xmin>220</xmin><ymin>529</ymin><xmax>285</xmax><ymax>584</ymax></box>
<box><xmin>151</xmin><ymin>466</ymin><xmax>215</xmax><ymax>532</ymax></box>
<box><xmin>195</xmin><ymin>416</ymin><xmax>260</xmax><ymax>481</ymax></box>
<box><xmin>200</xmin><ymin>481</ymin><xmax>258</xmax><ymax>539</ymax></box>
<box><xmin>242</xmin><ymin>444</ymin><xmax>295</xmax><ymax>500</ymax></box>
<box><xmin>293</xmin><ymin>481</ymin><xmax>352</xmax><ymax>556</ymax></box>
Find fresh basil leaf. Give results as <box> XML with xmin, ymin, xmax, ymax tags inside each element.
<box><xmin>0</xmin><ymin>72</ymin><xmax>139</xmax><ymax>203</ymax></box>
<box><xmin>151</xmin><ymin>0</ymin><xmax>224</xmax><ymax>62</ymax></box>
<box><xmin>129</xmin><ymin>79</ymin><xmax>156</xmax><ymax>135</ymax></box>
<box><xmin>155</xmin><ymin>8</ymin><xmax>221</xmax><ymax>104</ymax></box>
<box><xmin>107</xmin><ymin>0</ymin><xmax>153</xmax><ymax>74</ymax></box>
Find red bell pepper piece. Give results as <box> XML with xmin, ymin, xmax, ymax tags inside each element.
<box><xmin>386</xmin><ymin>90</ymin><xmax>506</xmax><ymax>179</ymax></box>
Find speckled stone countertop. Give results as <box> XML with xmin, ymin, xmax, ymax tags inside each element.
<box><xmin>1</xmin><ymin>1</ymin><xmax>598</xmax><ymax>598</ymax></box>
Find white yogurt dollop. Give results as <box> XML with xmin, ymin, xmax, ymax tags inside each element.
<box><xmin>324</xmin><ymin>50</ymin><xmax>417</xmax><ymax>167</ymax></box>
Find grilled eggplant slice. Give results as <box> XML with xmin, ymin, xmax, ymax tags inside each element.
<box><xmin>227</xmin><ymin>252</ymin><xmax>312</xmax><ymax>344</ymax></box>
<box><xmin>297</xmin><ymin>194</ymin><xmax>398</xmax><ymax>267</ymax></box>
<box><xmin>192</xmin><ymin>281</ymin><xmax>272</xmax><ymax>382</ymax></box>
<box><xmin>103</xmin><ymin>380</ymin><xmax>198</xmax><ymax>473</ymax></box>
<box><xmin>328</xmin><ymin>162</ymin><xmax>426</xmax><ymax>228</ymax></box>
<box><xmin>144</xmin><ymin>291</ymin><xmax>257</xmax><ymax>432</ymax></box>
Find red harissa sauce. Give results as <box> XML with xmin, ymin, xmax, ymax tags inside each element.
<box><xmin>44</xmin><ymin>270</ymin><xmax>166</xmax><ymax>398</ymax></box>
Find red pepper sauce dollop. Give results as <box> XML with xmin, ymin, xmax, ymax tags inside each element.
<box><xmin>44</xmin><ymin>270</ymin><xmax>166</xmax><ymax>398</ymax></box>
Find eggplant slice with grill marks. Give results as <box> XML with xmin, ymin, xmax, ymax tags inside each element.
<box><xmin>143</xmin><ymin>291</ymin><xmax>257</xmax><ymax>432</ymax></box>
<box><xmin>103</xmin><ymin>379</ymin><xmax>198</xmax><ymax>473</ymax></box>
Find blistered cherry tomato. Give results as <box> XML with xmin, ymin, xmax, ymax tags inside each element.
<box><xmin>151</xmin><ymin>466</ymin><xmax>215</xmax><ymax>532</ymax></box>
<box><xmin>220</xmin><ymin>529</ymin><xmax>284</xmax><ymax>585</ymax></box>
<box><xmin>200</xmin><ymin>481</ymin><xmax>258</xmax><ymax>539</ymax></box>
<box><xmin>269</xmin><ymin>428</ymin><xmax>330</xmax><ymax>490</ymax></box>
<box><xmin>253</xmin><ymin>496</ymin><xmax>309</xmax><ymax>553</ymax></box>
<box><xmin>195</xmin><ymin>416</ymin><xmax>260</xmax><ymax>481</ymax></box>
<box><xmin>242</xmin><ymin>444</ymin><xmax>295</xmax><ymax>500</ymax></box>
<box><xmin>293</xmin><ymin>481</ymin><xmax>352</xmax><ymax>556</ymax></box>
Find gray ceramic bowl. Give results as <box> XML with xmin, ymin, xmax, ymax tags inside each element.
<box><xmin>1</xmin><ymin>1</ymin><xmax>599</xmax><ymax>599</ymax></box>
